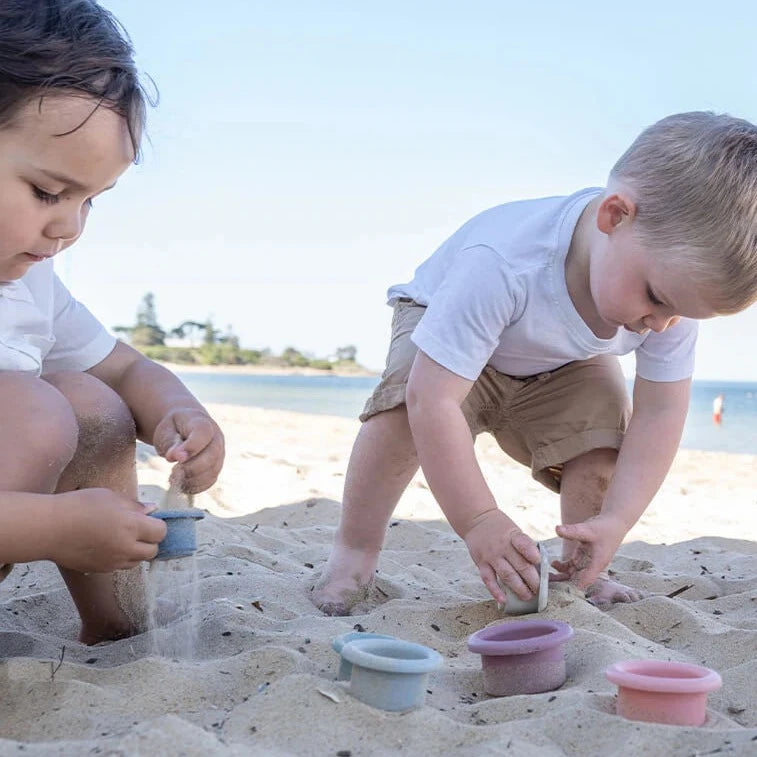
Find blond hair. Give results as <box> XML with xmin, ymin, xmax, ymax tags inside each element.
<box><xmin>610</xmin><ymin>111</ymin><xmax>757</xmax><ymax>314</ymax></box>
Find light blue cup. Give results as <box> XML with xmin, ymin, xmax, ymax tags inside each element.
<box><xmin>340</xmin><ymin>637</ymin><xmax>443</xmax><ymax>711</ymax></box>
<box><xmin>149</xmin><ymin>509</ymin><xmax>205</xmax><ymax>560</ymax></box>
<box><xmin>332</xmin><ymin>631</ymin><xmax>396</xmax><ymax>681</ymax></box>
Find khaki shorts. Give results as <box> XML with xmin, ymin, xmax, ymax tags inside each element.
<box><xmin>361</xmin><ymin>300</ymin><xmax>631</xmax><ymax>492</ymax></box>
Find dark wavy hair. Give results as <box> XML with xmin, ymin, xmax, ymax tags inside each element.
<box><xmin>0</xmin><ymin>0</ymin><xmax>155</xmax><ymax>161</ymax></box>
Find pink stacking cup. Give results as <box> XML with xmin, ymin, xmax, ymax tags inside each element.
<box><xmin>605</xmin><ymin>660</ymin><xmax>722</xmax><ymax>726</ymax></box>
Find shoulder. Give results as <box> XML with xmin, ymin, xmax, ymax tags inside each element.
<box><xmin>463</xmin><ymin>188</ymin><xmax>601</xmax><ymax>267</ymax></box>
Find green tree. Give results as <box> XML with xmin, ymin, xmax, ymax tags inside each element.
<box><xmin>170</xmin><ymin>320</ymin><xmax>206</xmax><ymax>344</ymax></box>
<box><xmin>281</xmin><ymin>346</ymin><xmax>309</xmax><ymax>367</ymax></box>
<box><xmin>130</xmin><ymin>292</ymin><xmax>165</xmax><ymax>347</ymax></box>
<box><xmin>203</xmin><ymin>319</ymin><xmax>220</xmax><ymax>345</ymax></box>
<box><xmin>336</xmin><ymin>345</ymin><xmax>357</xmax><ymax>362</ymax></box>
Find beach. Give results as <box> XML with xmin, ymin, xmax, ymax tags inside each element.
<box><xmin>157</xmin><ymin>362</ymin><xmax>380</xmax><ymax>378</ymax></box>
<box><xmin>1</xmin><ymin>403</ymin><xmax>756</xmax><ymax>755</ymax></box>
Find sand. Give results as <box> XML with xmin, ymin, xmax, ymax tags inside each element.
<box><xmin>1</xmin><ymin>403</ymin><xmax>756</xmax><ymax>755</ymax></box>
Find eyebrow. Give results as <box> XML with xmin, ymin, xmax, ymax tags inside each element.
<box><xmin>37</xmin><ymin>168</ymin><xmax>116</xmax><ymax>193</ymax></box>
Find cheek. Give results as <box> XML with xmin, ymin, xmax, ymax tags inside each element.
<box><xmin>0</xmin><ymin>198</ymin><xmax>35</xmax><ymax>245</ymax></box>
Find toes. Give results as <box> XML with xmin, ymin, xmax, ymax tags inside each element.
<box><xmin>317</xmin><ymin>602</ymin><xmax>350</xmax><ymax>617</ymax></box>
<box><xmin>587</xmin><ymin>595</ymin><xmax>612</xmax><ymax>609</ymax></box>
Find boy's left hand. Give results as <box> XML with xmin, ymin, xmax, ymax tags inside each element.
<box><xmin>551</xmin><ymin>513</ymin><xmax>627</xmax><ymax>590</ymax></box>
<box><xmin>152</xmin><ymin>407</ymin><xmax>225</xmax><ymax>493</ymax></box>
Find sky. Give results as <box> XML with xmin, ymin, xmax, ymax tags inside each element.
<box><xmin>59</xmin><ymin>0</ymin><xmax>757</xmax><ymax>379</ymax></box>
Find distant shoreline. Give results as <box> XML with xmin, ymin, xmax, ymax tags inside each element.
<box><xmin>158</xmin><ymin>361</ymin><xmax>381</xmax><ymax>378</ymax></box>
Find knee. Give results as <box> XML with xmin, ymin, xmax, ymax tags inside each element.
<box><xmin>564</xmin><ymin>448</ymin><xmax>618</xmax><ymax>494</ymax></box>
<box><xmin>44</xmin><ymin>372</ymin><xmax>136</xmax><ymax>464</ymax></box>
<box><xmin>0</xmin><ymin>373</ymin><xmax>79</xmax><ymax>477</ymax></box>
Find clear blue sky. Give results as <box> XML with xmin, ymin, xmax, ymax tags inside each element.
<box><xmin>60</xmin><ymin>0</ymin><xmax>757</xmax><ymax>379</ymax></box>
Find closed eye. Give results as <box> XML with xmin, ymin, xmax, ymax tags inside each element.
<box><xmin>33</xmin><ymin>185</ymin><xmax>94</xmax><ymax>209</ymax></box>
<box><xmin>646</xmin><ymin>285</ymin><xmax>665</xmax><ymax>307</ymax></box>
<box><xmin>33</xmin><ymin>186</ymin><xmax>60</xmax><ymax>205</ymax></box>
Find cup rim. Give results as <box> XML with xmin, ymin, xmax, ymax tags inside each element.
<box><xmin>340</xmin><ymin>638</ymin><xmax>443</xmax><ymax>674</ymax></box>
<box><xmin>605</xmin><ymin>660</ymin><xmax>722</xmax><ymax>694</ymax></box>
<box><xmin>150</xmin><ymin>508</ymin><xmax>205</xmax><ymax>521</ymax></box>
<box><xmin>467</xmin><ymin>619</ymin><xmax>574</xmax><ymax>656</ymax></box>
<box><xmin>332</xmin><ymin>631</ymin><xmax>396</xmax><ymax>654</ymax></box>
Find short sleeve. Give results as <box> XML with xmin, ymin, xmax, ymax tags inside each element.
<box><xmin>411</xmin><ymin>245</ymin><xmax>523</xmax><ymax>380</ymax></box>
<box><xmin>41</xmin><ymin>274</ymin><xmax>117</xmax><ymax>374</ymax></box>
<box><xmin>634</xmin><ymin>318</ymin><xmax>698</xmax><ymax>382</ymax></box>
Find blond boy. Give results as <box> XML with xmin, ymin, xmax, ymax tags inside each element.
<box><xmin>313</xmin><ymin>112</ymin><xmax>757</xmax><ymax>615</ymax></box>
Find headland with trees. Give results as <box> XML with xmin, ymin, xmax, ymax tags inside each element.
<box><xmin>113</xmin><ymin>293</ymin><xmax>371</xmax><ymax>374</ymax></box>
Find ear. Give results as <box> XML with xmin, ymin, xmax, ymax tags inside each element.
<box><xmin>596</xmin><ymin>193</ymin><xmax>637</xmax><ymax>234</ymax></box>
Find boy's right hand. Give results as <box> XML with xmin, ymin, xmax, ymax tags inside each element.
<box><xmin>463</xmin><ymin>509</ymin><xmax>541</xmax><ymax>605</ymax></box>
<box><xmin>48</xmin><ymin>489</ymin><xmax>168</xmax><ymax>573</ymax></box>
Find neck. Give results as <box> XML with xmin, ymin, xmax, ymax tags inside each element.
<box><xmin>565</xmin><ymin>196</ymin><xmax>617</xmax><ymax>338</ymax></box>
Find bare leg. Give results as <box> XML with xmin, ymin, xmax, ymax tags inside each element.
<box><xmin>560</xmin><ymin>448</ymin><xmax>642</xmax><ymax>607</ymax></box>
<box><xmin>45</xmin><ymin>372</ymin><xmax>141</xmax><ymax>644</ymax></box>
<box><xmin>312</xmin><ymin>406</ymin><xmax>419</xmax><ymax>615</ymax></box>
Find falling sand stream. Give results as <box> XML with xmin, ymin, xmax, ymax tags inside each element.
<box><xmin>144</xmin><ymin>482</ymin><xmax>202</xmax><ymax>659</ymax></box>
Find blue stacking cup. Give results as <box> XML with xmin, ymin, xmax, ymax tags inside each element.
<box><xmin>149</xmin><ymin>508</ymin><xmax>205</xmax><ymax>560</ymax></box>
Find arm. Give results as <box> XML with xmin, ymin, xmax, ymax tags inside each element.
<box><xmin>406</xmin><ymin>350</ymin><xmax>541</xmax><ymax>602</ymax></box>
<box><xmin>0</xmin><ymin>490</ymin><xmax>165</xmax><ymax>572</ymax></box>
<box><xmin>555</xmin><ymin>376</ymin><xmax>690</xmax><ymax>587</ymax></box>
<box><xmin>87</xmin><ymin>341</ymin><xmax>224</xmax><ymax>492</ymax></box>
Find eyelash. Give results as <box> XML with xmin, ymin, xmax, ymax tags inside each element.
<box><xmin>647</xmin><ymin>287</ymin><xmax>664</xmax><ymax>306</ymax></box>
<box><xmin>33</xmin><ymin>186</ymin><xmax>94</xmax><ymax>208</ymax></box>
<box><xmin>33</xmin><ymin>186</ymin><xmax>60</xmax><ymax>205</ymax></box>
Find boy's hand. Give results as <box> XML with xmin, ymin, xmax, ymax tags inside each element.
<box><xmin>152</xmin><ymin>408</ymin><xmax>225</xmax><ymax>493</ymax></box>
<box><xmin>50</xmin><ymin>489</ymin><xmax>167</xmax><ymax>573</ymax></box>
<box><xmin>552</xmin><ymin>513</ymin><xmax>628</xmax><ymax>589</ymax></box>
<box><xmin>463</xmin><ymin>509</ymin><xmax>541</xmax><ymax>604</ymax></box>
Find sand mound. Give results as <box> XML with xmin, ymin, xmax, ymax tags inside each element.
<box><xmin>1</xmin><ymin>405</ymin><xmax>755</xmax><ymax>755</ymax></box>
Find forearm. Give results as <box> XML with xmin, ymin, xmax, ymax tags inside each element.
<box><xmin>601</xmin><ymin>391</ymin><xmax>688</xmax><ymax>531</ymax></box>
<box><xmin>0</xmin><ymin>492</ymin><xmax>57</xmax><ymax>563</ymax></box>
<box><xmin>103</xmin><ymin>359</ymin><xmax>205</xmax><ymax>445</ymax></box>
<box><xmin>407</xmin><ymin>397</ymin><xmax>505</xmax><ymax>536</ymax></box>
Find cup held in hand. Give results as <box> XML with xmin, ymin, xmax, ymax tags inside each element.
<box><xmin>149</xmin><ymin>509</ymin><xmax>205</xmax><ymax>560</ymax></box>
<box><xmin>498</xmin><ymin>541</ymin><xmax>550</xmax><ymax>615</ymax></box>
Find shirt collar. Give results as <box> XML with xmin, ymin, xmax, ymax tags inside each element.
<box><xmin>0</xmin><ymin>279</ymin><xmax>35</xmax><ymax>303</ymax></box>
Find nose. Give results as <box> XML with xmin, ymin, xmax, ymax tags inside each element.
<box><xmin>644</xmin><ymin>314</ymin><xmax>680</xmax><ymax>333</ymax></box>
<box><xmin>43</xmin><ymin>204</ymin><xmax>87</xmax><ymax>246</ymax></box>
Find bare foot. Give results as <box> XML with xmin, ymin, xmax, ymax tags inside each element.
<box><xmin>585</xmin><ymin>571</ymin><xmax>643</xmax><ymax>609</ymax></box>
<box><xmin>78</xmin><ymin>616</ymin><xmax>135</xmax><ymax>645</ymax></box>
<box><xmin>311</xmin><ymin>544</ymin><xmax>378</xmax><ymax>616</ymax></box>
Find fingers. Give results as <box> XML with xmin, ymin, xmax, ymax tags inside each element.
<box><xmin>555</xmin><ymin>522</ymin><xmax>595</xmax><ymax>542</ymax></box>
<box><xmin>171</xmin><ymin>436</ymin><xmax>224</xmax><ymax>493</ymax></box>
<box><xmin>137</xmin><ymin>512</ymin><xmax>168</xmax><ymax>544</ymax></box>
<box><xmin>133</xmin><ymin>540</ymin><xmax>161</xmax><ymax>562</ymax></box>
<box><xmin>157</xmin><ymin>413</ymin><xmax>224</xmax><ymax>493</ymax></box>
<box><xmin>511</xmin><ymin>530</ymin><xmax>541</xmax><ymax>565</ymax></box>
<box><xmin>164</xmin><ymin>438</ymin><xmax>189</xmax><ymax>464</ymax></box>
<box><xmin>163</xmin><ymin>414</ymin><xmax>222</xmax><ymax>463</ymax></box>
<box><xmin>479</xmin><ymin>564</ymin><xmax>506</xmax><ymax>604</ymax></box>
<box><xmin>549</xmin><ymin>559</ymin><xmax>572</xmax><ymax>582</ymax></box>
<box><xmin>549</xmin><ymin>556</ymin><xmax>596</xmax><ymax>589</ymax></box>
<box><xmin>171</xmin><ymin>461</ymin><xmax>217</xmax><ymax>494</ymax></box>
<box><xmin>122</xmin><ymin>498</ymin><xmax>158</xmax><ymax>515</ymax></box>
<box><xmin>495</xmin><ymin>559</ymin><xmax>537</xmax><ymax>600</ymax></box>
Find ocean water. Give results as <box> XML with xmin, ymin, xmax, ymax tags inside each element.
<box><xmin>175</xmin><ymin>372</ymin><xmax>757</xmax><ymax>456</ymax></box>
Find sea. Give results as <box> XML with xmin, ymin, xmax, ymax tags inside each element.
<box><xmin>174</xmin><ymin>372</ymin><xmax>757</xmax><ymax>456</ymax></box>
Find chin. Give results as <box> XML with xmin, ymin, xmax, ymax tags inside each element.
<box><xmin>0</xmin><ymin>264</ymin><xmax>30</xmax><ymax>281</ymax></box>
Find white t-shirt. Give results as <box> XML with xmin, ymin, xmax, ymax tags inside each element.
<box><xmin>0</xmin><ymin>259</ymin><xmax>116</xmax><ymax>376</ymax></box>
<box><xmin>387</xmin><ymin>188</ymin><xmax>698</xmax><ymax>382</ymax></box>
